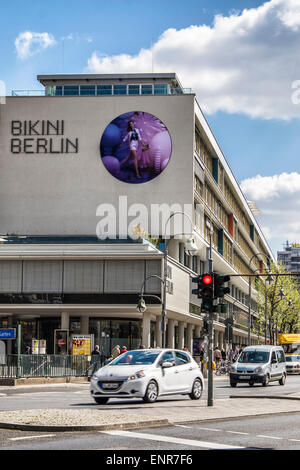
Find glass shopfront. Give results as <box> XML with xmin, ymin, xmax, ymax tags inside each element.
<box><xmin>89</xmin><ymin>318</ymin><xmax>142</xmax><ymax>358</ymax></box>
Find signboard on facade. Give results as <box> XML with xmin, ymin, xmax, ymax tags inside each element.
<box><xmin>0</xmin><ymin>328</ymin><xmax>16</xmax><ymax>340</ymax></box>
<box><xmin>71</xmin><ymin>335</ymin><xmax>92</xmax><ymax>356</ymax></box>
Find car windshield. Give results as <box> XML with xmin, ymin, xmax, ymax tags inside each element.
<box><xmin>286</xmin><ymin>356</ymin><xmax>300</xmax><ymax>362</ymax></box>
<box><xmin>238</xmin><ymin>351</ymin><xmax>269</xmax><ymax>363</ymax></box>
<box><xmin>108</xmin><ymin>350</ymin><xmax>160</xmax><ymax>366</ymax></box>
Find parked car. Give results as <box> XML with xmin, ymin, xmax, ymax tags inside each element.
<box><xmin>285</xmin><ymin>355</ymin><xmax>300</xmax><ymax>374</ymax></box>
<box><xmin>90</xmin><ymin>348</ymin><xmax>204</xmax><ymax>404</ymax></box>
<box><xmin>229</xmin><ymin>345</ymin><xmax>286</xmax><ymax>387</ymax></box>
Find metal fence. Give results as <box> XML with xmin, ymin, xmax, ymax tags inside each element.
<box><xmin>0</xmin><ymin>355</ymin><xmax>106</xmax><ymax>379</ymax></box>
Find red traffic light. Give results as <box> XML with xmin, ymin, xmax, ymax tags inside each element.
<box><xmin>202</xmin><ymin>274</ymin><xmax>213</xmax><ymax>285</ymax></box>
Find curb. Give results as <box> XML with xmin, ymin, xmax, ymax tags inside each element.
<box><xmin>0</xmin><ymin>418</ymin><xmax>169</xmax><ymax>433</ymax></box>
<box><xmin>230</xmin><ymin>395</ymin><xmax>300</xmax><ymax>400</ymax></box>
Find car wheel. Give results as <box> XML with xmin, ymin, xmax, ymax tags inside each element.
<box><xmin>189</xmin><ymin>378</ymin><xmax>203</xmax><ymax>400</ymax></box>
<box><xmin>143</xmin><ymin>380</ymin><xmax>158</xmax><ymax>403</ymax></box>
<box><xmin>93</xmin><ymin>397</ymin><xmax>109</xmax><ymax>405</ymax></box>
<box><xmin>230</xmin><ymin>381</ymin><xmax>237</xmax><ymax>387</ymax></box>
<box><xmin>262</xmin><ymin>374</ymin><xmax>270</xmax><ymax>387</ymax></box>
<box><xmin>279</xmin><ymin>373</ymin><xmax>286</xmax><ymax>386</ymax></box>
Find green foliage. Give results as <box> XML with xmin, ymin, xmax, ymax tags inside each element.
<box><xmin>255</xmin><ymin>262</ymin><xmax>300</xmax><ymax>343</ymax></box>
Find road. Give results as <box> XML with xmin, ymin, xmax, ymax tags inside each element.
<box><xmin>0</xmin><ymin>374</ymin><xmax>300</xmax><ymax>451</ymax></box>
<box><xmin>1</xmin><ymin>413</ymin><xmax>300</xmax><ymax>450</ymax></box>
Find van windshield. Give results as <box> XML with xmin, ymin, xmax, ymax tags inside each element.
<box><xmin>238</xmin><ymin>351</ymin><xmax>269</xmax><ymax>363</ymax></box>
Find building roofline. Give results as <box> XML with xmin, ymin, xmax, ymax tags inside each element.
<box><xmin>37</xmin><ymin>72</ymin><xmax>180</xmax><ymax>84</ymax></box>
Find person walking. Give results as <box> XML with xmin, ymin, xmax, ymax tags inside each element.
<box><xmin>120</xmin><ymin>345</ymin><xmax>128</xmax><ymax>354</ymax></box>
<box><xmin>111</xmin><ymin>344</ymin><xmax>121</xmax><ymax>359</ymax></box>
<box><xmin>91</xmin><ymin>345</ymin><xmax>102</xmax><ymax>373</ymax></box>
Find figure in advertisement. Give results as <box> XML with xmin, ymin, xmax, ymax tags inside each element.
<box><xmin>119</xmin><ymin>120</ymin><xmax>146</xmax><ymax>179</ymax></box>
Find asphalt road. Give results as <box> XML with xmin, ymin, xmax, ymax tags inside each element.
<box><xmin>1</xmin><ymin>413</ymin><xmax>300</xmax><ymax>450</ymax></box>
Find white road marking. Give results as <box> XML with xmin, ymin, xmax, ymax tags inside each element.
<box><xmin>9</xmin><ymin>434</ymin><xmax>56</xmax><ymax>441</ymax></box>
<box><xmin>257</xmin><ymin>435</ymin><xmax>283</xmax><ymax>440</ymax></box>
<box><xmin>103</xmin><ymin>430</ymin><xmax>245</xmax><ymax>450</ymax></box>
<box><xmin>174</xmin><ymin>425</ymin><xmax>191</xmax><ymax>428</ymax></box>
<box><xmin>196</xmin><ymin>427</ymin><xmax>222</xmax><ymax>432</ymax></box>
<box><xmin>227</xmin><ymin>431</ymin><xmax>249</xmax><ymax>435</ymax></box>
<box><xmin>288</xmin><ymin>439</ymin><xmax>300</xmax><ymax>442</ymax></box>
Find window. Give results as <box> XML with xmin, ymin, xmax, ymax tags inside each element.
<box><xmin>80</xmin><ymin>85</ymin><xmax>96</xmax><ymax>96</ymax></box>
<box><xmin>271</xmin><ymin>351</ymin><xmax>277</xmax><ymax>363</ymax></box>
<box><xmin>128</xmin><ymin>85</ymin><xmax>140</xmax><ymax>95</ymax></box>
<box><xmin>141</xmin><ymin>84</ymin><xmax>153</xmax><ymax>95</ymax></box>
<box><xmin>175</xmin><ymin>351</ymin><xmax>190</xmax><ymax>365</ymax></box>
<box><xmin>97</xmin><ymin>85</ymin><xmax>112</xmax><ymax>95</ymax></box>
<box><xmin>192</xmin><ymin>256</ymin><xmax>198</xmax><ymax>273</ymax></box>
<box><xmin>276</xmin><ymin>350</ymin><xmax>285</xmax><ymax>363</ymax></box>
<box><xmin>63</xmin><ymin>86</ymin><xmax>79</xmax><ymax>96</ymax></box>
<box><xmin>159</xmin><ymin>351</ymin><xmax>175</xmax><ymax>365</ymax></box>
<box><xmin>154</xmin><ymin>84</ymin><xmax>168</xmax><ymax>94</ymax></box>
<box><xmin>113</xmin><ymin>84</ymin><xmax>127</xmax><ymax>95</ymax></box>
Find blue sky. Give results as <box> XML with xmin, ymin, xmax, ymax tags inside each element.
<box><xmin>1</xmin><ymin>0</ymin><xmax>300</xmax><ymax>255</ymax></box>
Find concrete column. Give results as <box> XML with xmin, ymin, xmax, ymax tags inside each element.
<box><xmin>142</xmin><ymin>312</ymin><xmax>151</xmax><ymax>348</ymax></box>
<box><xmin>80</xmin><ymin>316</ymin><xmax>89</xmax><ymax>335</ymax></box>
<box><xmin>155</xmin><ymin>316</ymin><xmax>162</xmax><ymax>348</ymax></box>
<box><xmin>167</xmin><ymin>319</ymin><xmax>175</xmax><ymax>349</ymax></box>
<box><xmin>178</xmin><ymin>321</ymin><xmax>185</xmax><ymax>350</ymax></box>
<box><xmin>61</xmin><ymin>312</ymin><xmax>69</xmax><ymax>330</ymax></box>
<box><xmin>195</xmin><ymin>325</ymin><xmax>201</xmax><ymax>338</ymax></box>
<box><xmin>187</xmin><ymin>323</ymin><xmax>193</xmax><ymax>353</ymax></box>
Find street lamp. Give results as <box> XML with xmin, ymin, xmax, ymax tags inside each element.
<box><xmin>162</xmin><ymin>211</ymin><xmax>198</xmax><ymax>348</ymax></box>
<box><xmin>248</xmin><ymin>253</ymin><xmax>271</xmax><ymax>346</ymax></box>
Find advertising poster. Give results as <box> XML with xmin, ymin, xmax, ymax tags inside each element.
<box><xmin>100</xmin><ymin>111</ymin><xmax>172</xmax><ymax>184</ymax></box>
<box><xmin>71</xmin><ymin>335</ymin><xmax>92</xmax><ymax>356</ymax></box>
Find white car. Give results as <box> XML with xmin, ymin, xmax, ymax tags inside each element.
<box><xmin>90</xmin><ymin>348</ymin><xmax>204</xmax><ymax>404</ymax></box>
<box><xmin>285</xmin><ymin>355</ymin><xmax>300</xmax><ymax>374</ymax></box>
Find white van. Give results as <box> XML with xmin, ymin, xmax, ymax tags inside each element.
<box><xmin>229</xmin><ymin>345</ymin><xmax>286</xmax><ymax>387</ymax></box>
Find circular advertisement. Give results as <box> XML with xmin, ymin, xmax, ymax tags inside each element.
<box><xmin>100</xmin><ymin>111</ymin><xmax>172</xmax><ymax>184</ymax></box>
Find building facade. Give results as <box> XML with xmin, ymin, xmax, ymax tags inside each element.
<box><xmin>0</xmin><ymin>73</ymin><xmax>274</xmax><ymax>356</ymax></box>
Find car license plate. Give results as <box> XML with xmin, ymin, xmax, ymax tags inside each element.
<box><xmin>239</xmin><ymin>375</ymin><xmax>250</xmax><ymax>379</ymax></box>
<box><xmin>101</xmin><ymin>383</ymin><xmax>119</xmax><ymax>389</ymax></box>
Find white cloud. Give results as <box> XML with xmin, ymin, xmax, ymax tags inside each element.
<box><xmin>240</xmin><ymin>172</ymin><xmax>300</xmax><ymax>251</ymax></box>
<box><xmin>15</xmin><ymin>32</ymin><xmax>56</xmax><ymax>59</ymax></box>
<box><xmin>86</xmin><ymin>0</ymin><xmax>300</xmax><ymax>120</ymax></box>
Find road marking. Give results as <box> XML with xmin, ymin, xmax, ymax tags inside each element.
<box><xmin>174</xmin><ymin>425</ymin><xmax>191</xmax><ymax>428</ymax></box>
<box><xmin>289</xmin><ymin>439</ymin><xmax>300</xmax><ymax>442</ymax></box>
<box><xmin>9</xmin><ymin>434</ymin><xmax>56</xmax><ymax>441</ymax></box>
<box><xmin>257</xmin><ymin>435</ymin><xmax>283</xmax><ymax>440</ymax></box>
<box><xmin>103</xmin><ymin>430</ymin><xmax>245</xmax><ymax>450</ymax></box>
<box><xmin>196</xmin><ymin>427</ymin><xmax>222</xmax><ymax>432</ymax></box>
<box><xmin>227</xmin><ymin>431</ymin><xmax>249</xmax><ymax>435</ymax></box>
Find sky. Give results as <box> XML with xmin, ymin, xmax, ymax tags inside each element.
<box><xmin>1</xmin><ymin>0</ymin><xmax>300</xmax><ymax>256</ymax></box>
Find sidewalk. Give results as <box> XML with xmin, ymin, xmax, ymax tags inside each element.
<box><xmin>1</xmin><ymin>380</ymin><xmax>300</xmax><ymax>432</ymax></box>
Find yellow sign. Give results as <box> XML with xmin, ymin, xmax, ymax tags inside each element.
<box><xmin>278</xmin><ymin>334</ymin><xmax>300</xmax><ymax>344</ymax></box>
<box><xmin>71</xmin><ymin>335</ymin><xmax>91</xmax><ymax>356</ymax></box>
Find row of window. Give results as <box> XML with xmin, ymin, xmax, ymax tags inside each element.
<box><xmin>46</xmin><ymin>83</ymin><xmax>170</xmax><ymax>97</ymax></box>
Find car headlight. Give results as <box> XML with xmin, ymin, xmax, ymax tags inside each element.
<box><xmin>254</xmin><ymin>367</ymin><xmax>263</xmax><ymax>374</ymax></box>
<box><xmin>127</xmin><ymin>370</ymin><xmax>146</xmax><ymax>380</ymax></box>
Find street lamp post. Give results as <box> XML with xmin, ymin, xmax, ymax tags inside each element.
<box><xmin>248</xmin><ymin>253</ymin><xmax>271</xmax><ymax>346</ymax></box>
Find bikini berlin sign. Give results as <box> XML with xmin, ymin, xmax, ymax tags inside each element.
<box><xmin>10</xmin><ymin>120</ymin><xmax>79</xmax><ymax>154</ymax></box>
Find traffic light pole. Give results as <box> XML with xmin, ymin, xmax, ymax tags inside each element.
<box><xmin>207</xmin><ymin>224</ymin><xmax>214</xmax><ymax>407</ymax></box>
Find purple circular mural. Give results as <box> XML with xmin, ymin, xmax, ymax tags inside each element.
<box><xmin>100</xmin><ymin>111</ymin><xmax>172</xmax><ymax>184</ymax></box>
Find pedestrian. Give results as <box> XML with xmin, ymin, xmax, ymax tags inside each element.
<box><xmin>214</xmin><ymin>346</ymin><xmax>221</xmax><ymax>363</ymax></box>
<box><xmin>120</xmin><ymin>345</ymin><xmax>128</xmax><ymax>354</ymax></box>
<box><xmin>221</xmin><ymin>348</ymin><xmax>226</xmax><ymax>361</ymax></box>
<box><xmin>91</xmin><ymin>345</ymin><xmax>102</xmax><ymax>373</ymax></box>
<box><xmin>111</xmin><ymin>344</ymin><xmax>120</xmax><ymax>359</ymax></box>
<box><xmin>183</xmin><ymin>345</ymin><xmax>189</xmax><ymax>352</ymax></box>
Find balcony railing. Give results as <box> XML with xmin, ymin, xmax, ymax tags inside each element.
<box><xmin>11</xmin><ymin>87</ymin><xmax>193</xmax><ymax>97</ymax></box>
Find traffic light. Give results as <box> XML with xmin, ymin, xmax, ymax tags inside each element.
<box><xmin>214</xmin><ymin>274</ymin><xmax>230</xmax><ymax>299</ymax></box>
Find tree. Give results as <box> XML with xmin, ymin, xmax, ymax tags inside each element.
<box><xmin>255</xmin><ymin>262</ymin><xmax>300</xmax><ymax>344</ymax></box>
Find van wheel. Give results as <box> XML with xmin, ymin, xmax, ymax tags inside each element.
<box><xmin>279</xmin><ymin>373</ymin><xmax>286</xmax><ymax>386</ymax></box>
<box><xmin>262</xmin><ymin>374</ymin><xmax>270</xmax><ymax>387</ymax></box>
